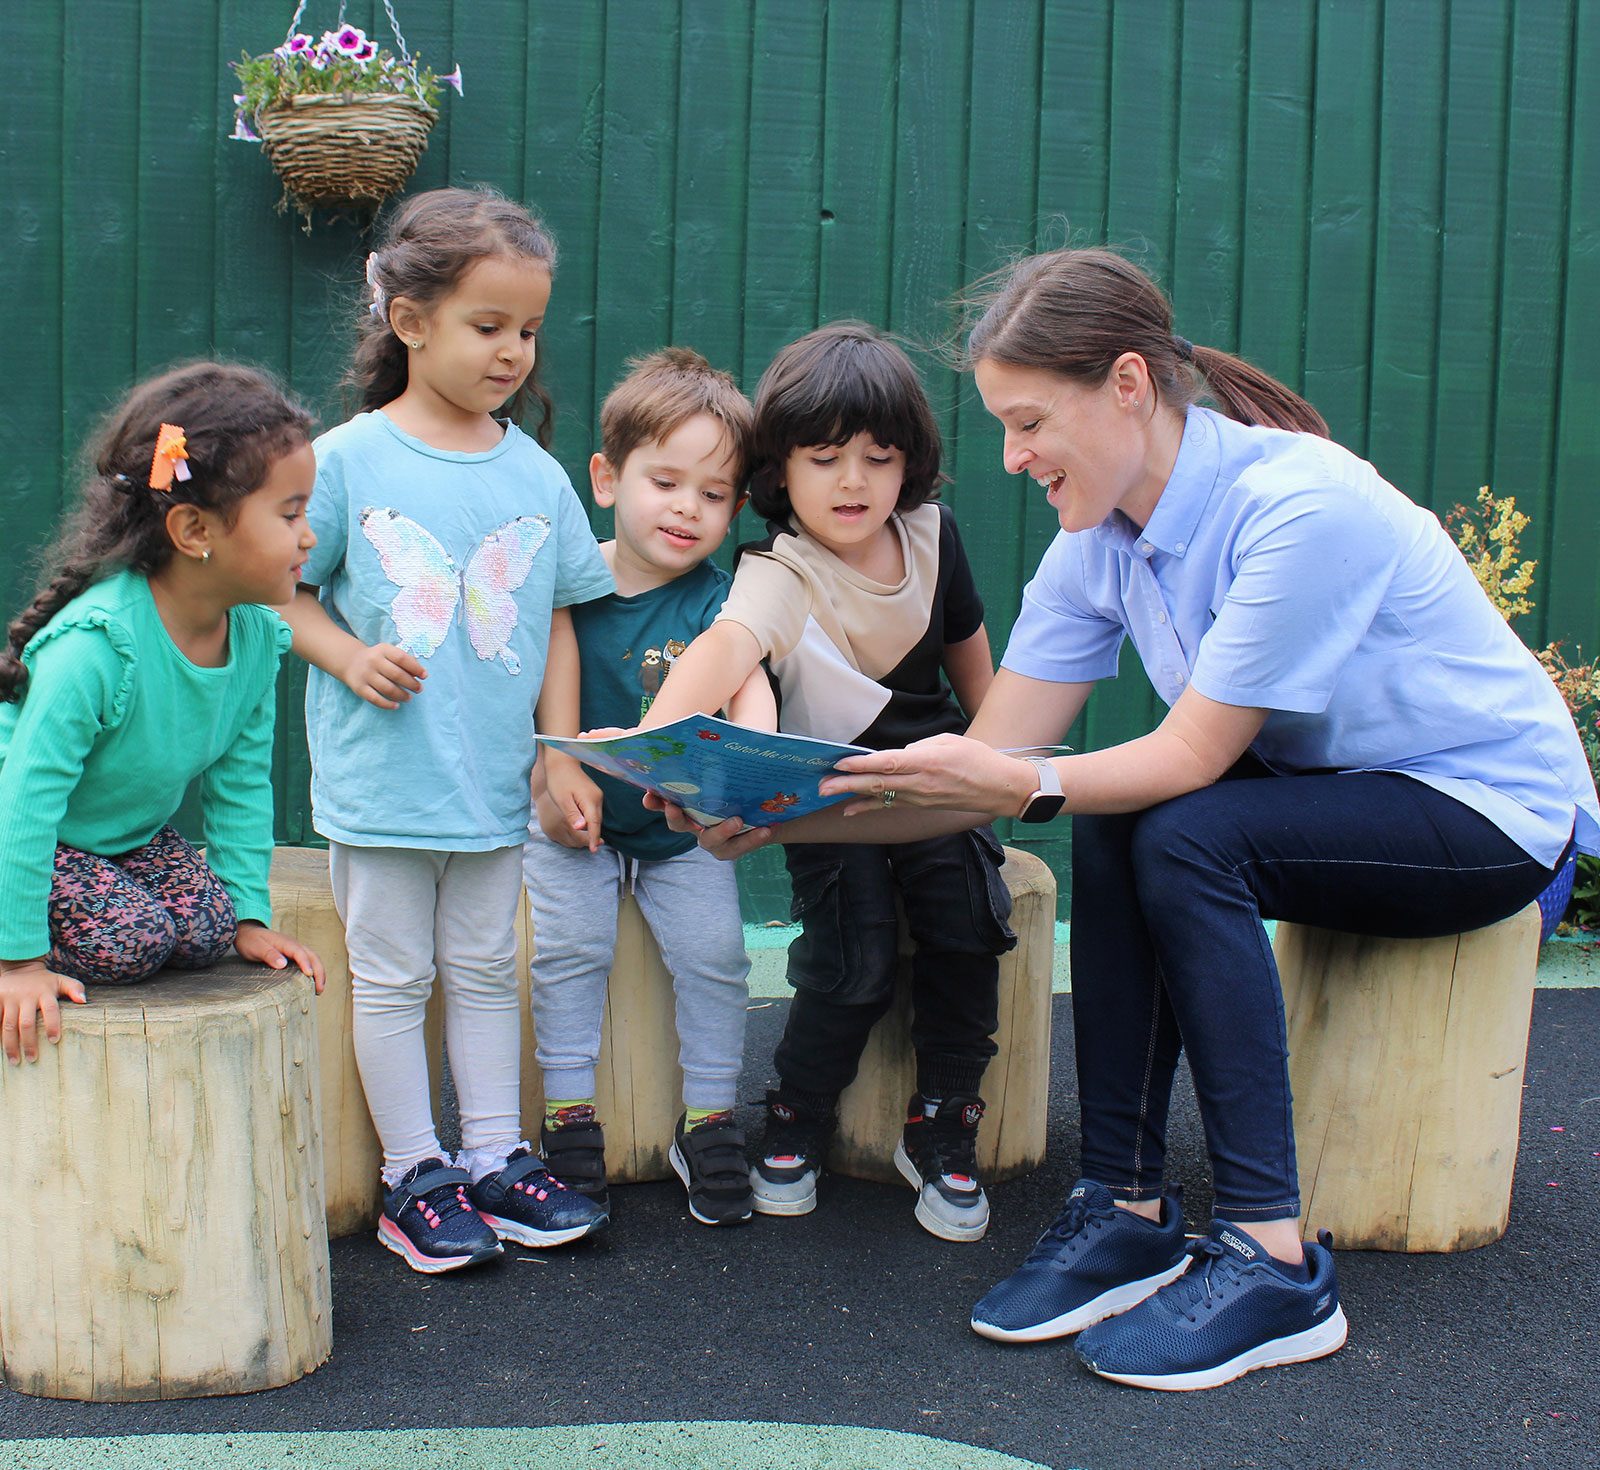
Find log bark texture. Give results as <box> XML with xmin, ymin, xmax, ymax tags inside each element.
<box><xmin>1275</xmin><ymin>902</ymin><xmax>1541</xmax><ymax>1252</ymax></box>
<box><xmin>0</xmin><ymin>962</ymin><xmax>331</xmax><ymax>1400</ymax></box>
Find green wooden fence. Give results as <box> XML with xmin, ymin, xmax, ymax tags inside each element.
<box><xmin>3</xmin><ymin>0</ymin><xmax>1596</xmax><ymax>919</ymax></box>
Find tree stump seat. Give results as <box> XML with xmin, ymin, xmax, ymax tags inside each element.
<box><xmin>0</xmin><ymin>961</ymin><xmax>332</xmax><ymax>1401</ymax></box>
<box><xmin>1275</xmin><ymin>902</ymin><xmax>1542</xmax><ymax>1252</ymax></box>
<box><xmin>269</xmin><ymin>844</ymin><xmax>1055</xmax><ymax>1234</ymax></box>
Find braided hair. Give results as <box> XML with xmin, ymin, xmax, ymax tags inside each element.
<box><xmin>0</xmin><ymin>361</ymin><xmax>312</xmax><ymax>702</ymax></box>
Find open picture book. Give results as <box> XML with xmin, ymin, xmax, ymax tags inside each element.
<box><xmin>533</xmin><ymin>713</ymin><xmax>871</xmax><ymax>827</ymax></box>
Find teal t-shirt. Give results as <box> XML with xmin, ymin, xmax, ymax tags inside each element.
<box><xmin>0</xmin><ymin>569</ymin><xmax>289</xmax><ymax>958</ymax></box>
<box><xmin>303</xmin><ymin>411</ymin><xmax>613</xmax><ymax>850</ymax></box>
<box><xmin>572</xmin><ymin>559</ymin><xmax>732</xmax><ymax>860</ymax></box>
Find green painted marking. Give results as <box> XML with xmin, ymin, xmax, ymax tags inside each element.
<box><xmin>2</xmin><ymin>1423</ymin><xmax>1060</xmax><ymax>1470</ymax></box>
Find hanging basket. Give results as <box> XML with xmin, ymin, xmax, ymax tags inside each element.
<box><xmin>258</xmin><ymin>92</ymin><xmax>438</xmax><ymax>214</ymax></box>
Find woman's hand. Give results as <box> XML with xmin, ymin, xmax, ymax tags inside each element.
<box><xmin>820</xmin><ymin>732</ymin><xmax>1036</xmax><ymax>818</ymax></box>
<box><xmin>340</xmin><ymin>642</ymin><xmax>426</xmax><ymax>710</ymax></box>
<box><xmin>0</xmin><ymin>960</ymin><xmax>86</xmax><ymax>1064</ymax></box>
<box><xmin>235</xmin><ymin>922</ymin><xmax>326</xmax><ymax>993</ymax></box>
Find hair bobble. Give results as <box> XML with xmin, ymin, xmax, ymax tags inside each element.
<box><xmin>149</xmin><ymin>424</ymin><xmax>193</xmax><ymax>491</ymax></box>
<box><xmin>1172</xmin><ymin>335</ymin><xmax>1195</xmax><ymax>363</ymax></box>
<box><xmin>366</xmin><ymin>252</ymin><xmax>388</xmax><ymax>323</ymax></box>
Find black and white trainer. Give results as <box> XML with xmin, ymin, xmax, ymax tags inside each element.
<box><xmin>669</xmin><ymin>1110</ymin><xmax>755</xmax><ymax>1226</ymax></box>
<box><xmin>539</xmin><ymin>1103</ymin><xmax>608</xmax><ymax>1210</ymax></box>
<box><xmin>749</xmin><ymin>1089</ymin><xmax>836</xmax><ymax>1217</ymax></box>
<box><xmin>894</xmin><ymin>1092</ymin><xmax>991</xmax><ymax>1242</ymax></box>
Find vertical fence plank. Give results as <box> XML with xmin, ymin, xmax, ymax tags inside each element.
<box><xmin>1490</xmin><ymin>0</ymin><xmax>1574</xmax><ymax>649</ymax></box>
<box><xmin>447</xmin><ymin>1</ymin><xmax>526</xmax><ymax>191</ymax></box>
<box><xmin>1239</xmin><ymin>0</ymin><xmax>1316</xmax><ymax>391</ymax></box>
<box><xmin>1544</xmin><ymin>2</ymin><xmax>1600</xmax><ymax>657</ymax></box>
<box><xmin>1430</xmin><ymin>0</ymin><xmax>1512</xmax><ymax>511</ymax></box>
<box><xmin>525</xmin><ymin>5</ymin><xmax>606</xmax><ymax>489</ymax></box>
<box><xmin>1304</xmin><ymin>0</ymin><xmax>1383</xmax><ymax>451</ymax></box>
<box><xmin>1171</xmin><ymin>0</ymin><xmax>1249</xmax><ymax>350</ymax></box>
<box><xmin>818</xmin><ymin>0</ymin><xmax>899</xmax><ymax>328</ymax></box>
<box><xmin>1366</xmin><ymin>0</ymin><xmax>1448</xmax><ymax>505</ymax></box>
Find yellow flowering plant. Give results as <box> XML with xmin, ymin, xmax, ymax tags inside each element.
<box><xmin>1448</xmin><ymin>487</ymin><xmax>1600</xmax><ymax>930</ymax></box>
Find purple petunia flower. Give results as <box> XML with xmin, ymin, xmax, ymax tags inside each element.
<box><xmin>331</xmin><ymin>25</ymin><xmax>367</xmax><ymax>55</ymax></box>
<box><xmin>439</xmin><ymin>64</ymin><xmax>464</xmax><ymax>97</ymax></box>
<box><xmin>230</xmin><ymin>111</ymin><xmax>261</xmax><ymax>143</ymax></box>
<box><xmin>355</xmin><ymin>40</ymin><xmax>379</xmax><ymax>63</ymax></box>
<box><xmin>280</xmin><ymin>33</ymin><xmax>313</xmax><ymax>56</ymax></box>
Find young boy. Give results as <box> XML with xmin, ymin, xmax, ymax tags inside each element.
<box><xmin>526</xmin><ymin>348</ymin><xmax>770</xmax><ymax>1226</ymax></box>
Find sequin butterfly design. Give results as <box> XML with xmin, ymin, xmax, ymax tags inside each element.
<box><xmin>359</xmin><ymin>508</ymin><xmax>551</xmax><ymax>674</ymax></box>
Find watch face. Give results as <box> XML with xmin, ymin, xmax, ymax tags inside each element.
<box><xmin>1019</xmin><ymin>791</ymin><xmax>1067</xmax><ymax>823</ymax></box>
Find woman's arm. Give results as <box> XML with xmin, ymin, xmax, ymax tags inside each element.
<box><xmin>637</xmin><ymin>620</ymin><xmax>765</xmax><ymax>730</ymax></box>
<box><xmin>275</xmin><ymin>586</ymin><xmax>426</xmax><ymax>710</ymax></box>
<box><xmin>943</xmin><ymin>624</ymin><xmax>995</xmax><ymax>722</ymax></box>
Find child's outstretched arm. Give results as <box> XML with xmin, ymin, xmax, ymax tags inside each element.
<box><xmin>636</xmin><ymin>621</ymin><xmax>764</xmax><ymax>730</ymax></box>
<box><xmin>726</xmin><ymin>662</ymin><xmax>777</xmax><ymax>731</ymax></box>
<box><xmin>275</xmin><ymin>586</ymin><xmax>426</xmax><ymax>710</ymax></box>
<box><xmin>944</xmin><ymin>623</ymin><xmax>996</xmax><ymax>723</ymax></box>
<box><xmin>537</xmin><ymin>607</ymin><xmax>604</xmax><ymax>852</ymax></box>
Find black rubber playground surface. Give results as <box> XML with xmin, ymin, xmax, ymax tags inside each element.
<box><xmin>3</xmin><ymin>989</ymin><xmax>1595</xmax><ymax>1470</ymax></box>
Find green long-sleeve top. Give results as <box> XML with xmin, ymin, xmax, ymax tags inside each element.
<box><xmin>0</xmin><ymin>569</ymin><xmax>290</xmax><ymax>959</ymax></box>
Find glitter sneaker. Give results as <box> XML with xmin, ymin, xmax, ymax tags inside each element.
<box><xmin>378</xmin><ymin>1158</ymin><xmax>503</xmax><ymax>1275</ymax></box>
<box><xmin>467</xmin><ymin>1145</ymin><xmax>609</xmax><ymax>1248</ymax></box>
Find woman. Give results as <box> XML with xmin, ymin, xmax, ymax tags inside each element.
<box><xmin>657</xmin><ymin>248</ymin><xmax>1599</xmax><ymax>1391</ymax></box>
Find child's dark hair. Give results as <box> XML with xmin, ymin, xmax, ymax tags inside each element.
<box><xmin>0</xmin><ymin>362</ymin><xmax>312</xmax><ymax>703</ymax></box>
<box><xmin>962</xmin><ymin>248</ymin><xmax>1328</xmax><ymax>437</ymax></box>
<box><xmin>599</xmin><ymin>348</ymin><xmax>754</xmax><ymax>486</ymax></box>
<box><xmin>748</xmin><ymin>322</ymin><xmax>946</xmax><ymax>522</ymax></box>
<box><xmin>352</xmin><ymin>186</ymin><xmax>559</xmax><ymax>445</ymax></box>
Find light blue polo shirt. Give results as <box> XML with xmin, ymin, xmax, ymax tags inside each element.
<box><xmin>1002</xmin><ymin>406</ymin><xmax>1600</xmax><ymax>867</ymax></box>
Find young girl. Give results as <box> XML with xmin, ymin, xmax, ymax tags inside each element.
<box><xmin>279</xmin><ymin>186</ymin><xmax>613</xmax><ymax>1275</ymax></box>
<box><xmin>0</xmin><ymin>362</ymin><xmax>326</xmax><ymax>1065</ymax></box>
<box><xmin>637</xmin><ymin>322</ymin><xmax>1016</xmax><ymax>1242</ymax></box>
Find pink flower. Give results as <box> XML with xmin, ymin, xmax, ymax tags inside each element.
<box><xmin>439</xmin><ymin>64</ymin><xmax>464</xmax><ymax>97</ymax></box>
<box><xmin>330</xmin><ymin>25</ymin><xmax>367</xmax><ymax>56</ymax></box>
<box><xmin>355</xmin><ymin>40</ymin><xmax>379</xmax><ymax>64</ymax></box>
<box><xmin>275</xmin><ymin>33</ymin><xmax>313</xmax><ymax>58</ymax></box>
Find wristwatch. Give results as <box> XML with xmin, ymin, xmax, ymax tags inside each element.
<box><xmin>1017</xmin><ymin>756</ymin><xmax>1066</xmax><ymax>823</ymax></box>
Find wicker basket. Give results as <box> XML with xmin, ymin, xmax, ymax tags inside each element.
<box><xmin>258</xmin><ymin>92</ymin><xmax>438</xmax><ymax>212</ymax></box>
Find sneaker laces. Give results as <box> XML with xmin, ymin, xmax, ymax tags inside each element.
<box><xmin>412</xmin><ymin>1177</ymin><xmax>478</xmax><ymax>1230</ymax></box>
<box><xmin>1028</xmin><ymin>1190</ymin><xmax>1119</xmax><ymax>1261</ymax></box>
<box><xmin>1168</xmin><ymin>1236</ymin><xmax>1246</xmax><ymax>1321</ymax></box>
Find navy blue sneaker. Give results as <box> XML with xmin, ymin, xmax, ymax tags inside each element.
<box><xmin>971</xmin><ymin>1180</ymin><xmax>1188</xmax><ymax>1341</ymax></box>
<box><xmin>1075</xmin><ymin>1223</ymin><xmax>1349</xmax><ymax>1390</ymax></box>
<box><xmin>378</xmin><ymin>1158</ymin><xmax>503</xmax><ymax>1274</ymax></box>
<box><xmin>467</xmin><ymin>1146</ymin><xmax>608</xmax><ymax>1248</ymax></box>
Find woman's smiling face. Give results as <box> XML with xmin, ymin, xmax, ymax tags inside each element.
<box><xmin>974</xmin><ymin>356</ymin><xmax>1152</xmax><ymax>533</ymax></box>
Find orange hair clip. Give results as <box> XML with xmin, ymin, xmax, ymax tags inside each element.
<box><xmin>149</xmin><ymin>423</ymin><xmax>193</xmax><ymax>491</ymax></box>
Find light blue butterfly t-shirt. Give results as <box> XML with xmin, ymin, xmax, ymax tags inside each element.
<box><xmin>302</xmin><ymin>411</ymin><xmax>613</xmax><ymax>850</ymax></box>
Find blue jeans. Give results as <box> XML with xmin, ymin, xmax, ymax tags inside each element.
<box><xmin>1070</xmin><ymin>761</ymin><xmax>1560</xmax><ymax>1223</ymax></box>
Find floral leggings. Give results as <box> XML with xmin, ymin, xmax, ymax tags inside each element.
<box><xmin>48</xmin><ymin>826</ymin><xmax>237</xmax><ymax>985</ymax></box>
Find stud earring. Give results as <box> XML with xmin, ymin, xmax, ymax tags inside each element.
<box><xmin>201</xmin><ymin>549</ymin><xmax>211</xmax><ymax>563</ymax></box>
<box><xmin>410</xmin><ymin>340</ymin><xmax>423</xmax><ymax>350</ymax></box>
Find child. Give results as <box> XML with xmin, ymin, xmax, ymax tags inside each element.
<box><xmin>527</xmin><ymin>348</ymin><xmax>771</xmax><ymax>1226</ymax></box>
<box><xmin>279</xmin><ymin>187</ymin><xmax>613</xmax><ymax>1274</ymax></box>
<box><xmin>0</xmin><ymin>363</ymin><xmax>327</xmax><ymax>1064</ymax></box>
<box><xmin>637</xmin><ymin>322</ymin><xmax>1016</xmax><ymax>1241</ymax></box>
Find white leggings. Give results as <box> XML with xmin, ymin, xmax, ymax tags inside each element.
<box><xmin>330</xmin><ymin>843</ymin><xmax>525</xmax><ymax>1182</ymax></box>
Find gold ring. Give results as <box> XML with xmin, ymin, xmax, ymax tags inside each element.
<box><xmin>881</xmin><ymin>788</ymin><xmax>898</xmax><ymax>808</ymax></box>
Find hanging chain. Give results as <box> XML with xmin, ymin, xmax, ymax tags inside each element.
<box><xmin>381</xmin><ymin>0</ymin><xmax>416</xmax><ymax>67</ymax></box>
<box><xmin>281</xmin><ymin>0</ymin><xmax>309</xmax><ymax>48</ymax></box>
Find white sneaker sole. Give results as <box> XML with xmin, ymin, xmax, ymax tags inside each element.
<box><xmin>1084</xmin><ymin>1305</ymin><xmax>1350</xmax><ymax>1391</ymax></box>
<box><xmin>970</xmin><ymin>1257</ymin><xmax>1192</xmax><ymax>1342</ymax></box>
<box><xmin>893</xmin><ymin>1141</ymin><xmax>989</xmax><ymax>1242</ymax></box>
<box><xmin>376</xmin><ymin>1215</ymin><xmax>501</xmax><ymax>1274</ymax></box>
<box><xmin>476</xmin><ymin>1211</ymin><xmax>605</xmax><ymax>1248</ymax></box>
<box><xmin>749</xmin><ymin>1170</ymin><xmax>818</xmax><ymax>1216</ymax></box>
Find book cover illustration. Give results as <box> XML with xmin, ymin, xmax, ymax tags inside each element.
<box><xmin>533</xmin><ymin>714</ymin><xmax>871</xmax><ymax>827</ymax></box>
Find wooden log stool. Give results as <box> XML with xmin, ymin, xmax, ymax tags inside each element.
<box><xmin>1275</xmin><ymin>901</ymin><xmax>1541</xmax><ymax>1252</ymax></box>
<box><xmin>270</xmin><ymin>847</ymin><xmax>683</xmax><ymax>1235</ymax></box>
<box><xmin>831</xmin><ymin>846</ymin><xmax>1056</xmax><ymax>1185</ymax></box>
<box><xmin>0</xmin><ymin>961</ymin><xmax>331</xmax><ymax>1400</ymax></box>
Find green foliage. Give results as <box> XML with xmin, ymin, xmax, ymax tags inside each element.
<box><xmin>1450</xmin><ymin>488</ymin><xmax>1600</xmax><ymax>931</ymax></box>
<box><xmin>229</xmin><ymin>25</ymin><xmax>451</xmax><ymax>138</ymax></box>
